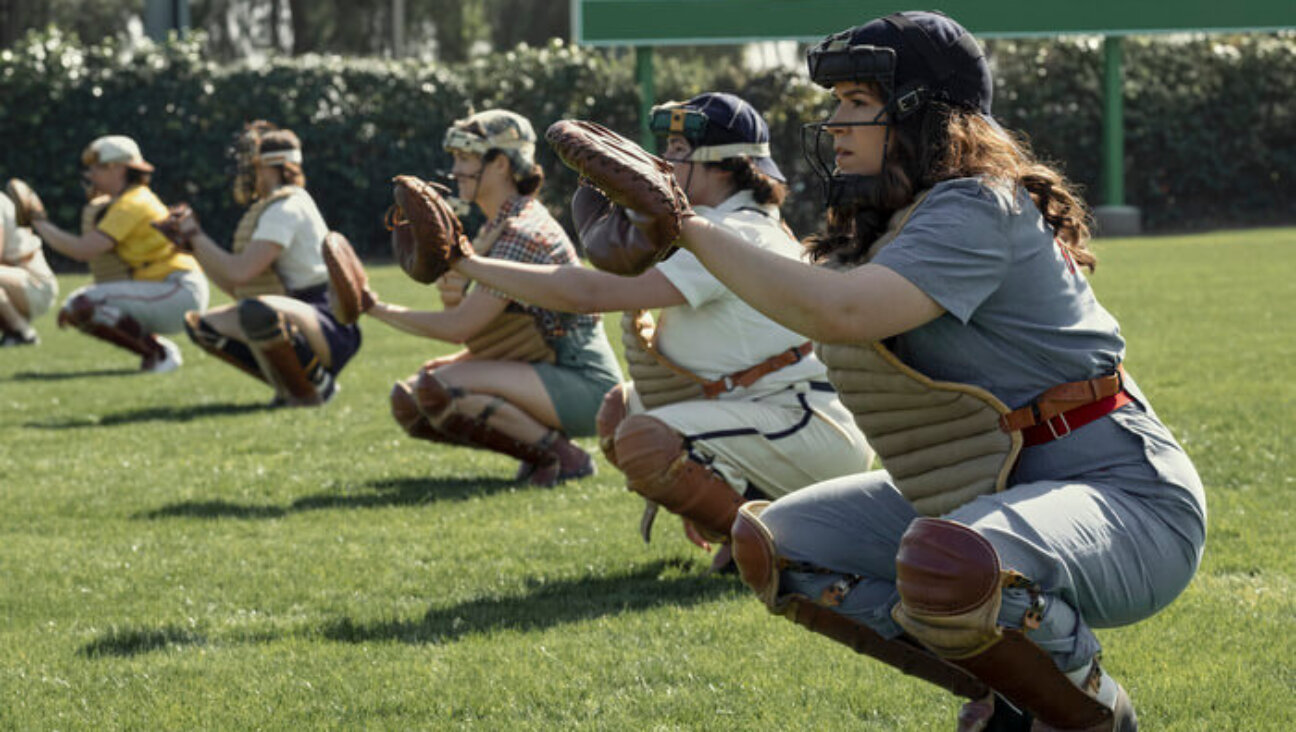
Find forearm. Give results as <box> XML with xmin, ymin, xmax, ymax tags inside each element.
<box><xmin>190</xmin><ymin>233</ymin><xmax>260</xmax><ymax>286</ymax></box>
<box><xmin>677</xmin><ymin>217</ymin><xmax>851</xmax><ymax>341</ymax></box>
<box><xmin>366</xmin><ymin>300</ymin><xmax>475</xmax><ymax>342</ymax></box>
<box><xmin>31</xmin><ymin>220</ymin><xmax>104</xmax><ymax>261</ymax></box>
<box><xmin>455</xmin><ymin>255</ymin><xmax>614</xmax><ymax>313</ymax></box>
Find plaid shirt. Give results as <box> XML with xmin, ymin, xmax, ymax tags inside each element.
<box><xmin>475</xmin><ymin>194</ymin><xmax>599</xmax><ymax>338</ymax></box>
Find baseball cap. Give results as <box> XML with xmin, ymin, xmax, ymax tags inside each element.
<box><xmin>81</xmin><ymin>135</ymin><xmax>155</xmax><ymax>172</ymax></box>
<box><xmin>650</xmin><ymin>92</ymin><xmax>786</xmax><ymax>183</ymax></box>
<box><xmin>443</xmin><ymin>109</ymin><xmax>537</xmax><ymax>177</ymax></box>
<box><xmin>808</xmin><ymin>11</ymin><xmax>992</xmax><ymax>117</ymax></box>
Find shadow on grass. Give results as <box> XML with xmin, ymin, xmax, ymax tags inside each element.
<box><xmin>10</xmin><ymin>368</ymin><xmax>139</xmax><ymax>381</ymax></box>
<box><xmin>322</xmin><ymin>559</ymin><xmax>740</xmax><ymax>645</ymax></box>
<box><xmin>136</xmin><ymin>476</ymin><xmax>522</xmax><ymax>521</ymax></box>
<box><xmin>79</xmin><ymin>626</ymin><xmax>208</xmax><ymax>658</ymax></box>
<box><xmin>24</xmin><ymin>401</ymin><xmax>276</xmax><ymax>429</ymax></box>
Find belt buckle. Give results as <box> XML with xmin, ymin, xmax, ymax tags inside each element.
<box><xmin>1046</xmin><ymin>412</ymin><xmax>1072</xmax><ymax>440</ymax></box>
<box><xmin>721</xmin><ymin>375</ymin><xmax>735</xmax><ymax>393</ymax></box>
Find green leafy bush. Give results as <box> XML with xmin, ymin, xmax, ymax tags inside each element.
<box><xmin>2</xmin><ymin>30</ymin><xmax>1291</xmax><ymax>269</ymax></box>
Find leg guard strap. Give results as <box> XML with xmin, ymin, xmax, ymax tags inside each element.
<box><xmin>61</xmin><ymin>295</ymin><xmax>163</xmax><ymax>359</ymax></box>
<box><xmin>893</xmin><ymin>518</ymin><xmax>1112</xmax><ymax>729</ymax></box>
<box><xmin>238</xmin><ymin>299</ymin><xmax>321</xmax><ymax>405</ymax></box>
<box><xmin>184</xmin><ymin>311</ymin><xmax>264</xmax><ymax>382</ymax></box>
<box><xmin>390</xmin><ymin>379</ymin><xmax>461</xmax><ymax>444</ymax></box>
<box><xmin>614</xmin><ymin>415</ymin><xmax>743</xmax><ymax>540</ymax></box>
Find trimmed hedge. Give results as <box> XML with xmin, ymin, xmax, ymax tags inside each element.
<box><xmin>1</xmin><ymin>30</ymin><xmax>1291</xmax><ymax>269</ymax></box>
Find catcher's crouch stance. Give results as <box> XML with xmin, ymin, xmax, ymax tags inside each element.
<box><xmin>551</xmin><ymin>12</ymin><xmax>1206</xmax><ymax>730</ymax></box>
<box><xmin>463</xmin><ymin>94</ymin><xmax>873</xmax><ymax>569</ymax></box>
<box><xmin>30</xmin><ymin>136</ymin><xmax>210</xmax><ymax>371</ymax></box>
<box><xmin>365</xmin><ymin>110</ymin><xmax>622</xmax><ymax>486</ymax></box>
<box><xmin>1</xmin><ymin>180</ymin><xmax>57</xmax><ymax>345</ymax></box>
<box><xmin>156</xmin><ymin>122</ymin><xmax>362</xmax><ymax>406</ymax></box>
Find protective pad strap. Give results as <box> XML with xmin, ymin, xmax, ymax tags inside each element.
<box><xmin>894</xmin><ymin>518</ymin><xmax>1112</xmax><ymax>728</ymax></box>
<box><xmin>614</xmin><ymin>415</ymin><xmax>743</xmax><ymax>540</ymax></box>
<box><xmin>786</xmin><ymin>597</ymin><xmax>990</xmax><ymax>701</ymax></box>
<box><xmin>60</xmin><ymin>295</ymin><xmax>161</xmax><ymax>358</ymax></box>
<box><xmin>238</xmin><ymin>299</ymin><xmax>320</xmax><ymax>405</ymax></box>
<box><xmin>184</xmin><ymin>311</ymin><xmax>265</xmax><ymax>383</ymax></box>
<box><xmin>390</xmin><ymin>379</ymin><xmax>462</xmax><ymax>444</ymax></box>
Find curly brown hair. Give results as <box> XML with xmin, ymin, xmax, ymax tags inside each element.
<box><xmin>703</xmin><ymin>156</ymin><xmax>788</xmax><ymax>207</ymax></box>
<box><xmin>807</xmin><ymin>95</ymin><xmax>1094</xmax><ymax>271</ymax></box>
<box><xmin>258</xmin><ymin>128</ymin><xmax>307</xmax><ymax>188</ymax></box>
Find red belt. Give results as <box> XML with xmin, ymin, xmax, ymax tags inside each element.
<box><xmin>999</xmin><ymin>366</ymin><xmax>1131</xmax><ymax>447</ymax></box>
<box><xmin>1017</xmin><ymin>390</ymin><xmax>1133</xmax><ymax>447</ymax></box>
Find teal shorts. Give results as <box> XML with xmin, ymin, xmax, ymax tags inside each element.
<box><xmin>532</xmin><ymin>323</ymin><xmax>623</xmax><ymax>436</ymax></box>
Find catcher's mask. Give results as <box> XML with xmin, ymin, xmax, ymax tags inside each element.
<box><xmin>803</xmin><ymin>11</ymin><xmax>992</xmax><ymax>210</ymax></box>
<box><xmin>443</xmin><ymin>109</ymin><xmax>538</xmax><ymax>183</ymax></box>
<box><xmin>648</xmin><ymin>92</ymin><xmax>785</xmax><ymax>183</ymax></box>
<box><xmin>230</xmin><ymin>121</ymin><xmax>303</xmax><ymax>206</ymax></box>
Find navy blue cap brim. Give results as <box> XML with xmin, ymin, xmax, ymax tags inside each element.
<box><xmin>754</xmin><ymin>156</ymin><xmax>786</xmax><ymax>184</ymax></box>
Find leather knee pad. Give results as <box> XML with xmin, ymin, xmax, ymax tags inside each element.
<box><xmin>730</xmin><ymin>501</ymin><xmax>782</xmax><ymax>610</ymax></box>
<box><xmin>893</xmin><ymin>517</ymin><xmax>1003</xmax><ymax>660</ymax></box>
<box><xmin>595</xmin><ymin>384</ymin><xmax>629</xmax><ymax>468</ymax></box>
<box><xmin>236</xmin><ymin>298</ymin><xmax>284</xmax><ymax>341</ymax></box>
<box><xmin>58</xmin><ymin>294</ymin><xmax>97</xmax><ymax>330</ymax></box>
<box><xmin>614</xmin><ymin>415</ymin><xmax>742</xmax><ymax>539</ymax></box>
<box><xmin>613</xmin><ymin>414</ymin><xmax>684</xmax><ymax>486</ymax></box>
<box><xmin>413</xmin><ymin>369</ymin><xmax>457</xmax><ymax>421</ymax></box>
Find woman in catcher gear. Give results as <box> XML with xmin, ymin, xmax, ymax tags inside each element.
<box><xmin>364</xmin><ymin>109</ymin><xmax>623</xmax><ymax>487</ymax></box>
<box><xmin>0</xmin><ymin>180</ymin><xmax>57</xmax><ymax>346</ymax></box>
<box><xmin>616</xmin><ymin>11</ymin><xmax>1205</xmax><ymax>729</ymax></box>
<box><xmin>158</xmin><ymin>122</ymin><xmax>361</xmax><ymax>406</ymax></box>
<box><xmin>453</xmin><ymin>94</ymin><xmax>873</xmax><ymax>570</ymax></box>
<box><xmin>28</xmin><ymin>136</ymin><xmax>210</xmax><ymax>371</ymax></box>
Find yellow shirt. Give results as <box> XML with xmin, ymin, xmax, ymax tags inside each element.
<box><xmin>96</xmin><ymin>185</ymin><xmax>199</xmax><ymax>281</ymax></box>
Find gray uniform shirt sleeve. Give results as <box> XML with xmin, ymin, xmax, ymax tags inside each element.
<box><xmin>872</xmin><ymin>178</ymin><xmax>1014</xmax><ymax>324</ymax></box>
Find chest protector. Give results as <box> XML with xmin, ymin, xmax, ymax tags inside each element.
<box><xmin>621</xmin><ymin>309</ymin><xmax>705</xmax><ymax>408</ymax></box>
<box><xmin>83</xmin><ymin>195</ymin><xmax>132</xmax><ymax>283</ymax></box>
<box><xmin>460</xmin><ymin>218</ymin><xmax>556</xmax><ymax>364</ymax></box>
<box><xmin>231</xmin><ymin>187</ymin><xmax>296</xmax><ymax>299</ymax></box>
<box><xmin>817</xmin><ymin>192</ymin><xmax>1021</xmax><ymax>516</ymax></box>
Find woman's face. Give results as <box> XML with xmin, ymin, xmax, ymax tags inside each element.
<box><xmin>661</xmin><ymin>134</ymin><xmax>728</xmax><ymax>207</ymax></box>
<box><xmin>86</xmin><ymin>162</ymin><xmax>127</xmax><ymax>195</ymax></box>
<box><xmin>450</xmin><ymin>150</ymin><xmax>484</xmax><ymax>202</ymax></box>
<box><xmin>826</xmin><ymin>81</ymin><xmax>889</xmax><ymax>176</ymax></box>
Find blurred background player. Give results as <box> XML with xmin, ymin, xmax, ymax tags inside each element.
<box><xmin>0</xmin><ymin>179</ymin><xmax>57</xmax><ymax>346</ymax></box>
<box><xmin>30</xmin><ymin>135</ymin><xmax>209</xmax><ymax>372</ymax></box>
<box><xmin>157</xmin><ymin>122</ymin><xmax>361</xmax><ymax>406</ymax></box>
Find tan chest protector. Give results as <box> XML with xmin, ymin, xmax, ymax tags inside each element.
<box><xmin>459</xmin><ymin>219</ymin><xmax>556</xmax><ymax>364</ymax></box>
<box><xmin>231</xmin><ymin>187</ymin><xmax>295</xmax><ymax>299</ymax></box>
<box><xmin>621</xmin><ymin>309</ymin><xmax>705</xmax><ymax>408</ymax></box>
<box><xmin>83</xmin><ymin>195</ymin><xmax>132</xmax><ymax>283</ymax></box>
<box><xmin>818</xmin><ymin>192</ymin><xmax>1021</xmax><ymax>516</ymax></box>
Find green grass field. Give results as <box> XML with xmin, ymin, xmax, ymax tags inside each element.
<box><xmin>2</xmin><ymin>228</ymin><xmax>1292</xmax><ymax>730</ymax></box>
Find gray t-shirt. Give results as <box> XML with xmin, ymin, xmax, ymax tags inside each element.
<box><xmin>873</xmin><ymin>178</ymin><xmax>1124</xmax><ymax>410</ymax></box>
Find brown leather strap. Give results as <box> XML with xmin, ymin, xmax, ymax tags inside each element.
<box><xmin>701</xmin><ymin>342</ymin><xmax>814</xmax><ymax>398</ymax></box>
<box><xmin>998</xmin><ymin>366</ymin><xmax>1125</xmax><ymax>433</ymax></box>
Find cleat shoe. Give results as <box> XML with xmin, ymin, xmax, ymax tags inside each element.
<box><xmin>529</xmin><ymin>439</ymin><xmax>596</xmax><ymax>488</ymax></box>
<box><xmin>142</xmin><ymin>335</ymin><xmax>183</xmax><ymax>373</ymax></box>
<box><xmin>0</xmin><ymin>329</ymin><xmax>40</xmax><ymax>346</ymax></box>
<box><xmin>514</xmin><ymin>460</ymin><xmax>538</xmax><ymax>482</ymax></box>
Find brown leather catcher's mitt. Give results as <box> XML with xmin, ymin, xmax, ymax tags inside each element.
<box><xmin>5</xmin><ymin>178</ymin><xmax>47</xmax><ymax>226</ymax></box>
<box><xmin>322</xmin><ymin>231</ymin><xmax>374</xmax><ymax>325</ymax></box>
<box><xmin>151</xmin><ymin>203</ymin><xmax>198</xmax><ymax>250</ymax></box>
<box><xmin>388</xmin><ymin>175</ymin><xmax>473</xmax><ymax>284</ymax></box>
<box><xmin>545</xmin><ymin>120</ymin><xmax>691</xmax><ymax>275</ymax></box>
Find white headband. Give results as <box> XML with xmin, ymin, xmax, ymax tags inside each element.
<box><xmin>687</xmin><ymin>142</ymin><xmax>772</xmax><ymax>163</ymax></box>
<box><xmin>258</xmin><ymin>149</ymin><xmax>302</xmax><ymax>165</ymax></box>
